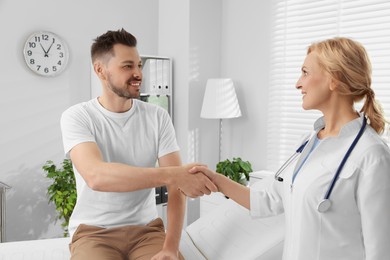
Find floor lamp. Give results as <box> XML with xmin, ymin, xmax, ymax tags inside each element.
<box><xmin>200</xmin><ymin>78</ymin><xmax>242</xmax><ymax>162</ymax></box>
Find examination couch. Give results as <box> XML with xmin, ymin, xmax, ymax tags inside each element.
<box><xmin>0</xmin><ymin>177</ymin><xmax>284</xmax><ymax>260</ymax></box>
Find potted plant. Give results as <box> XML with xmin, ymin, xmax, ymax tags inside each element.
<box><xmin>42</xmin><ymin>159</ymin><xmax>77</xmax><ymax>237</ymax></box>
<box><xmin>216</xmin><ymin>157</ymin><xmax>253</xmax><ymax>186</ymax></box>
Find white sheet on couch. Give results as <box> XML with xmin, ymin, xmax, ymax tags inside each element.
<box><xmin>183</xmin><ymin>198</ymin><xmax>284</xmax><ymax>260</ymax></box>
<box><xmin>0</xmin><ymin>237</ymin><xmax>71</xmax><ymax>260</ymax></box>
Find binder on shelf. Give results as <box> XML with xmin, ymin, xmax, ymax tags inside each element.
<box><xmin>162</xmin><ymin>59</ymin><xmax>171</xmax><ymax>95</ymax></box>
<box><xmin>141</xmin><ymin>59</ymin><xmax>157</xmax><ymax>94</ymax></box>
<box><xmin>156</xmin><ymin>59</ymin><xmax>164</xmax><ymax>94</ymax></box>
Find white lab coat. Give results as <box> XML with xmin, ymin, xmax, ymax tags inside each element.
<box><xmin>250</xmin><ymin>115</ymin><xmax>390</xmax><ymax>260</ymax></box>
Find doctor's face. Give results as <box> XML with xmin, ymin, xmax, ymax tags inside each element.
<box><xmin>295</xmin><ymin>51</ymin><xmax>333</xmax><ymax>111</ymax></box>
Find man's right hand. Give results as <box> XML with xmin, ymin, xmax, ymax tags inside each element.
<box><xmin>170</xmin><ymin>164</ymin><xmax>218</xmax><ymax>198</ymax></box>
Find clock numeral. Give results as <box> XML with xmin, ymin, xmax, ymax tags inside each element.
<box><xmin>28</xmin><ymin>42</ymin><xmax>36</xmax><ymax>48</ymax></box>
<box><xmin>57</xmin><ymin>60</ymin><xmax>62</xmax><ymax>66</ymax></box>
<box><xmin>34</xmin><ymin>36</ymin><xmax>41</xmax><ymax>42</ymax></box>
<box><xmin>57</xmin><ymin>44</ymin><xmax>62</xmax><ymax>50</ymax></box>
<box><xmin>44</xmin><ymin>67</ymin><xmax>49</xmax><ymax>73</ymax></box>
<box><xmin>29</xmin><ymin>59</ymin><xmax>35</xmax><ymax>65</ymax></box>
<box><xmin>37</xmin><ymin>65</ymin><xmax>41</xmax><ymax>71</ymax></box>
<box><xmin>42</xmin><ymin>34</ymin><xmax>49</xmax><ymax>41</ymax></box>
<box><xmin>53</xmin><ymin>66</ymin><xmax>57</xmax><ymax>72</ymax></box>
<box><xmin>27</xmin><ymin>50</ymin><xmax>32</xmax><ymax>56</ymax></box>
<box><xmin>59</xmin><ymin>52</ymin><xmax>64</xmax><ymax>58</ymax></box>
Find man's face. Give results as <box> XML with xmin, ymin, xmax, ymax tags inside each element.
<box><xmin>104</xmin><ymin>44</ymin><xmax>143</xmax><ymax>99</ymax></box>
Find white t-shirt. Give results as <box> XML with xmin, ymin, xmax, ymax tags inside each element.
<box><xmin>60</xmin><ymin>98</ymin><xmax>179</xmax><ymax>237</ymax></box>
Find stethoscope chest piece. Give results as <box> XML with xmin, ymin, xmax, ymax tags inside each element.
<box><xmin>317</xmin><ymin>199</ymin><xmax>332</xmax><ymax>213</ymax></box>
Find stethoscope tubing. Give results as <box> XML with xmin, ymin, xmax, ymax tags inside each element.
<box><xmin>274</xmin><ymin>140</ymin><xmax>309</xmax><ymax>182</ymax></box>
<box><xmin>323</xmin><ymin>116</ymin><xmax>367</xmax><ymax>200</ymax></box>
<box><xmin>274</xmin><ymin>116</ymin><xmax>367</xmax><ymax>212</ymax></box>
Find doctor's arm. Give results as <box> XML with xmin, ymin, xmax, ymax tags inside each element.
<box><xmin>357</xmin><ymin>150</ymin><xmax>390</xmax><ymax>259</ymax></box>
<box><xmin>151</xmin><ymin>151</ymin><xmax>185</xmax><ymax>260</ymax></box>
<box><xmin>189</xmin><ymin>166</ymin><xmax>250</xmax><ymax>210</ymax></box>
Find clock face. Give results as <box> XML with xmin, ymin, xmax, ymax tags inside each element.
<box><xmin>23</xmin><ymin>31</ymin><xmax>69</xmax><ymax>77</ymax></box>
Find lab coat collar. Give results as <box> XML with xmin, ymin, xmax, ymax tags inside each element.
<box><xmin>313</xmin><ymin>112</ymin><xmax>365</xmax><ymax>137</ymax></box>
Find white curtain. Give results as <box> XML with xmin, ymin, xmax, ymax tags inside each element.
<box><xmin>267</xmin><ymin>0</ymin><xmax>390</xmax><ymax>171</ymax></box>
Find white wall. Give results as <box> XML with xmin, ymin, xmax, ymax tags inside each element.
<box><xmin>0</xmin><ymin>0</ymin><xmax>159</xmax><ymax>242</ymax></box>
<box><xmin>219</xmin><ymin>0</ymin><xmax>273</xmax><ymax>170</ymax></box>
<box><xmin>157</xmin><ymin>0</ymin><xmax>191</xmax><ymax>163</ymax></box>
<box><xmin>175</xmin><ymin>0</ymin><xmax>272</xmax><ymax>171</ymax></box>
<box><xmin>161</xmin><ymin>0</ymin><xmax>272</xmax><ymax>172</ymax></box>
<box><xmin>188</xmin><ymin>0</ymin><xmax>222</xmax><ymax>169</ymax></box>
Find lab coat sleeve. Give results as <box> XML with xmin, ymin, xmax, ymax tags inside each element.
<box><xmin>357</xmin><ymin>146</ymin><xmax>390</xmax><ymax>260</ymax></box>
<box><xmin>250</xmin><ymin>175</ymin><xmax>284</xmax><ymax>217</ymax></box>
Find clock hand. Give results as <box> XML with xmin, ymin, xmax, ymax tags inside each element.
<box><xmin>39</xmin><ymin>43</ymin><xmax>49</xmax><ymax>57</ymax></box>
<box><xmin>45</xmin><ymin>39</ymin><xmax>55</xmax><ymax>56</ymax></box>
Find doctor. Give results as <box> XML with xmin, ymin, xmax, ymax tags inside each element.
<box><xmin>191</xmin><ymin>37</ymin><xmax>390</xmax><ymax>259</ymax></box>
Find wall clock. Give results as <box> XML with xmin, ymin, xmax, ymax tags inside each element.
<box><xmin>23</xmin><ymin>31</ymin><xmax>69</xmax><ymax>77</ymax></box>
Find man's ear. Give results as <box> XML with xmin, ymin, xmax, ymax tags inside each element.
<box><xmin>94</xmin><ymin>61</ymin><xmax>106</xmax><ymax>81</ymax></box>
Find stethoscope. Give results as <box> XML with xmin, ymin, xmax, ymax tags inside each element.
<box><xmin>274</xmin><ymin>116</ymin><xmax>367</xmax><ymax>213</ymax></box>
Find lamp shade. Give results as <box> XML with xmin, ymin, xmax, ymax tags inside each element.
<box><xmin>201</xmin><ymin>78</ymin><xmax>242</xmax><ymax>119</ymax></box>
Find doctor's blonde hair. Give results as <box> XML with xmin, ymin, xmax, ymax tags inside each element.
<box><xmin>307</xmin><ymin>37</ymin><xmax>386</xmax><ymax>134</ymax></box>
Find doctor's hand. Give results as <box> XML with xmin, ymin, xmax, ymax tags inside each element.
<box><xmin>190</xmin><ymin>165</ymin><xmax>251</xmax><ymax>209</ymax></box>
<box><xmin>189</xmin><ymin>165</ymin><xmax>220</xmax><ymax>191</ymax></box>
<box><xmin>171</xmin><ymin>163</ymin><xmax>218</xmax><ymax>198</ymax></box>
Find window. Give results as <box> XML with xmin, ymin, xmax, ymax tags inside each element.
<box><xmin>267</xmin><ymin>0</ymin><xmax>390</xmax><ymax>171</ymax></box>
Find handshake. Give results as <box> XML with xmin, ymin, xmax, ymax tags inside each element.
<box><xmin>170</xmin><ymin>163</ymin><xmax>220</xmax><ymax>198</ymax></box>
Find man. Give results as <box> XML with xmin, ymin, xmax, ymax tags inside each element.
<box><xmin>60</xmin><ymin>28</ymin><xmax>216</xmax><ymax>260</ymax></box>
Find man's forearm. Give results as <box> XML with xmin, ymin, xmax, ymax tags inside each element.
<box><xmin>70</xmin><ymin>142</ymin><xmax>178</xmax><ymax>192</ymax></box>
<box><xmin>163</xmin><ymin>187</ymin><xmax>186</xmax><ymax>253</ymax></box>
<box><xmin>79</xmin><ymin>161</ymin><xmax>176</xmax><ymax>192</ymax></box>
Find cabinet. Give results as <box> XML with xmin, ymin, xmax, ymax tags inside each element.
<box><xmin>156</xmin><ymin>203</ymin><xmax>168</xmax><ymax>228</ymax></box>
<box><xmin>139</xmin><ymin>55</ymin><xmax>173</xmax><ymax>119</ymax></box>
<box><xmin>155</xmin><ymin>186</ymin><xmax>168</xmax><ymax>227</ymax></box>
<box><xmin>144</xmin><ymin>55</ymin><xmax>173</xmax><ymax>228</ymax></box>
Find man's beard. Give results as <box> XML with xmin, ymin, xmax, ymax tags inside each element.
<box><xmin>107</xmin><ymin>75</ymin><xmax>140</xmax><ymax>99</ymax></box>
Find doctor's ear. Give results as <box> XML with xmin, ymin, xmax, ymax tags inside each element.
<box><xmin>329</xmin><ymin>78</ymin><xmax>339</xmax><ymax>91</ymax></box>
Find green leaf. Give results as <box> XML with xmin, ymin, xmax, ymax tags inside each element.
<box><xmin>216</xmin><ymin>157</ymin><xmax>253</xmax><ymax>185</ymax></box>
<box><xmin>42</xmin><ymin>158</ymin><xmax>77</xmax><ymax>237</ymax></box>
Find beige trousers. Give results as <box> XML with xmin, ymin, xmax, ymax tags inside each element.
<box><xmin>69</xmin><ymin>218</ymin><xmax>184</xmax><ymax>260</ymax></box>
